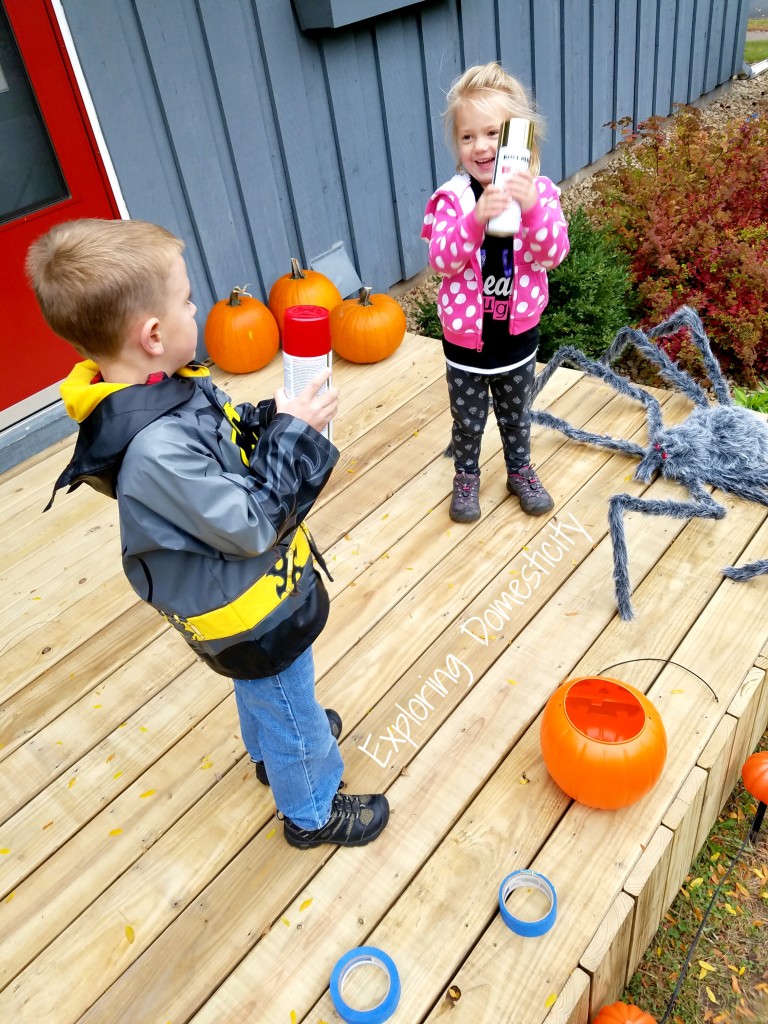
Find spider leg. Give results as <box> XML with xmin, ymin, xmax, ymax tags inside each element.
<box><xmin>722</xmin><ymin>559</ymin><xmax>768</xmax><ymax>582</ymax></box>
<box><xmin>608</xmin><ymin>484</ymin><xmax>725</xmax><ymax>620</ymax></box>
<box><xmin>647</xmin><ymin>306</ymin><xmax>732</xmax><ymax>407</ymax></box>
<box><xmin>532</xmin><ymin>344</ymin><xmax>664</xmax><ymax>442</ymax></box>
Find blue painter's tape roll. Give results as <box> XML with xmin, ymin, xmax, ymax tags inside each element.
<box><xmin>498</xmin><ymin>869</ymin><xmax>557</xmax><ymax>937</ymax></box>
<box><xmin>330</xmin><ymin>946</ymin><xmax>401</xmax><ymax>1023</ymax></box>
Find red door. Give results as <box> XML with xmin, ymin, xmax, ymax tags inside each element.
<box><xmin>0</xmin><ymin>0</ymin><xmax>119</xmax><ymax>417</ymax></box>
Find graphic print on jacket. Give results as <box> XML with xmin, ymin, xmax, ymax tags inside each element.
<box><xmin>48</xmin><ymin>361</ymin><xmax>338</xmax><ymax>679</ymax></box>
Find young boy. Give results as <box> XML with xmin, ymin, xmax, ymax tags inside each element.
<box><xmin>27</xmin><ymin>218</ymin><xmax>389</xmax><ymax>849</ymax></box>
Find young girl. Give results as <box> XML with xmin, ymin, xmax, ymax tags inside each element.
<box><xmin>421</xmin><ymin>63</ymin><xmax>570</xmax><ymax>522</ymax></box>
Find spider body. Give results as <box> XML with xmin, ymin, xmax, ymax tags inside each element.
<box><xmin>531</xmin><ymin>307</ymin><xmax>768</xmax><ymax>619</ymax></box>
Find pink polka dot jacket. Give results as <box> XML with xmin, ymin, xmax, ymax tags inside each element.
<box><xmin>421</xmin><ymin>172</ymin><xmax>570</xmax><ymax>350</ymax></box>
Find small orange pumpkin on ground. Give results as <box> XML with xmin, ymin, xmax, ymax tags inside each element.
<box><xmin>742</xmin><ymin>751</ymin><xmax>768</xmax><ymax>804</ymax></box>
<box><xmin>593</xmin><ymin>1002</ymin><xmax>657</xmax><ymax>1023</ymax></box>
<box><xmin>330</xmin><ymin>286</ymin><xmax>406</xmax><ymax>364</ymax></box>
<box><xmin>268</xmin><ymin>258</ymin><xmax>342</xmax><ymax>339</ymax></box>
<box><xmin>540</xmin><ymin>676</ymin><xmax>667</xmax><ymax>810</ymax></box>
<box><xmin>204</xmin><ymin>287</ymin><xmax>279</xmax><ymax>374</ymax></box>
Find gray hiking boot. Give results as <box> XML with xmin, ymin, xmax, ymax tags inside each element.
<box><xmin>254</xmin><ymin>708</ymin><xmax>342</xmax><ymax>786</ymax></box>
<box><xmin>283</xmin><ymin>790</ymin><xmax>390</xmax><ymax>849</ymax></box>
<box><xmin>506</xmin><ymin>464</ymin><xmax>554</xmax><ymax>516</ymax></box>
<box><xmin>450</xmin><ymin>471</ymin><xmax>481</xmax><ymax>522</ymax></box>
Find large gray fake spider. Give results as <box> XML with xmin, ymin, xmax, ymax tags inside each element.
<box><xmin>530</xmin><ymin>306</ymin><xmax>768</xmax><ymax>620</ymax></box>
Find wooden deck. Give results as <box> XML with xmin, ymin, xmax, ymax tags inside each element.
<box><xmin>2</xmin><ymin>331</ymin><xmax>767</xmax><ymax>1024</ymax></box>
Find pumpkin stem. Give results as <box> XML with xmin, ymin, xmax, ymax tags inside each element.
<box><xmin>357</xmin><ymin>286</ymin><xmax>373</xmax><ymax>306</ymax></box>
<box><xmin>290</xmin><ymin>258</ymin><xmax>307</xmax><ymax>280</ymax></box>
<box><xmin>228</xmin><ymin>285</ymin><xmax>252</xmax><ymax>306</ymax></box>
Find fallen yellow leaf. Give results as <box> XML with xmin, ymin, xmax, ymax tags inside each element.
<box><xmin>545</xmin><ymin>993</ymin><xmax>557</xmax><ymax>1009</ymax></box>
<box><xmin>125</xmin><ymin>925</ymin><xmax>135</xmax><ymax>944</ymax></box>
<box><xmin>706</xmin><ymin>986</ymin><xmax>718</xmax><ymax>1004</ymax></box>
<box><xmin>299</xmin><ymin>898</ymin><xmax>313</xmax><ymax>912</ymax></box>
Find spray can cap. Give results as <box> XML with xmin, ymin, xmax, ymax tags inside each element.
<box><xmin>283</xmin><ymin>305</ymin><xmax>332</xmax><ymax>357</ymax></box>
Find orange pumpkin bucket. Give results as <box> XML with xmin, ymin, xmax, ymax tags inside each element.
<box><xmin>540</xmin><ymin>676</ymin><xmax>667</xmax><ymax>810</ymax></box>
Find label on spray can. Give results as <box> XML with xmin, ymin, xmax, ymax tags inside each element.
<box><xmin>486</xmin><ymin>118</ymin><xmax>534</xmax><ymax>237</ymax></box>
<box><xmin>282</xmin><ymin>305</ymin><xmax>333</xmax><ymax>442</ymax></box>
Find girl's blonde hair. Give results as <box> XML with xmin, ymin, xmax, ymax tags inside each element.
<box><xmin>26</xmin><ymin>218</ymin><xmax>185</xmax><ymax>359</ymax></box>
<box><xmin>444</xmin><ymin>62</ymin><xmax>543</xmax><ymax>175</ymax></box>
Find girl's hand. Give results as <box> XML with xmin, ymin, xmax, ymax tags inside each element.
<box><xmin>275</xmin><ymin>368</ymin><xmax>338</xmax><ymax>433</ymax></box>
<box><xmin>475</xmin><ymin>172</ymin><xmax>538</xmax><ymax>225</ymax></box>
<box><xmin>474</xmin><ymin>184</ymin><xmax>509</xmax><ymax>224</ymax></box>
<box><xmin>503</xmin><ymin>169</ymin><xmax>538</xmax><ymax>213</ymax></box>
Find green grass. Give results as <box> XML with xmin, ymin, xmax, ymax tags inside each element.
<box><xmin>745</xmin><ymin>39</ymin><xmax>768</xmax><ymax>63</ymax></box>
<box><xmin>747</xmin><ymin>18</ymin><xmax>768</xmax><ymax>30</ymax></box>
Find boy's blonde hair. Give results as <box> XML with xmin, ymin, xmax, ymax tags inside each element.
<box><xmin>444</xmin><ymin>62</ymin><xmax>543</xmax><ymax>175</ymax></box>
<box><xmin>26</xmin><ymin>218</ymin><xmax>185</xmax><ymax>359</ymax></box>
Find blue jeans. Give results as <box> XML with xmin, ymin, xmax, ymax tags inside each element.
<box><xmin>233</xmin><ymin>647</ymin><xmax>344</xmax><ymax>830</ymax></box>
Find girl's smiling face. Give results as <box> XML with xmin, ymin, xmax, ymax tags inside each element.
<box><xmin>456</xmin><ymin>94</ymin><xmax>509</xmax><ymax>185</ymax></box>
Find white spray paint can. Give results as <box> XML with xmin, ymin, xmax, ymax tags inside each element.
<box><xmin>486</xmin><ymin>118</ymin><xmax>534</xmax><ymax>237</ymax></box>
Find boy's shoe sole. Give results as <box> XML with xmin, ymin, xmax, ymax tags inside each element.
<box><xmin>284</xmin><ymin>791</ymin><xmax>390</xmax><ymax>849</ymax></box>
<box><xmin>254</xmin><ymin>708</ymin><xmax>342</xmax><ymax>787</ymax></box>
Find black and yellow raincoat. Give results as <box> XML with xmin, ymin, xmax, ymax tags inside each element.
<box><xmin>47</xmin><ymin>361</ymin><xmax>337</xmax><ymax>679</ymax></box>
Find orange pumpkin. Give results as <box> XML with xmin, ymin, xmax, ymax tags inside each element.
<box><xmin>593</xmin><ymin>1002</ymin><xmax>657</xmax><ymax>1024</ymax></box>
<box><xmin>268</xmin><ymin>258</ymin><xmax>342</xmax><ymax>339</ymax></box>
<box><xmin>540</xmin><ymin>676</ymin><xmax>667</xmax><ymax>810</ymax></box>
<box><xmin>330</xmin><ymin>286</ymin><xmax>406</xmax><ymax>363</ymax></box>
<box><xmin>742</xmin><ymin>751</ymin><xmax>768</xmax><ymax>804</ymax></box>
<box><xmin>204</xmin><ymin>287</ymin><xmax>279</xmax><ymax>374</ymax></box>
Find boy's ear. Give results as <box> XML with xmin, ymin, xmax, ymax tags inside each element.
<box><xmin>139</xmin><ymin>316</ymin><xmax>163</xmax><ymax>356</ymax></box>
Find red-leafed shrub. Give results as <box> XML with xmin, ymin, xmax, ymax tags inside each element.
<box><xmin>591</xmin><ymin>106</ymin><xmax>768</xmax><ymax>385</ymax></box>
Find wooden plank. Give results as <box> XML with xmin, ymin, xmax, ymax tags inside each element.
<box><xmin>419</xmin><ymin>0</ymin><xmax>461</xmax><ymax>189</ymax></box>
<box><xmin>704</xmin><ymin>0</ymin><xmax>727</xmax><ymax>92</ymax></box>
<box><xmin>458</xmin><ymin>0</ymin><xmax>496</xmax><ymax>68</ymax></box>
<box><xmin>660</xmin><ymin>765</ymin><xmax>707</xmax><ymax>911</ymax></box>
<box><xmin>0</xmin><ymin>574</ymin><xmax>145</xmax><ymax>703</ymax></box>
<box><xmin>623</xmin><ymin>826</ymin><xmax>674</xmax><ymax>984</ymax></box>
<box><xmin>321</xmin><ymin>29</ymin><xmax>401</xmax><ymax>291</ymax></box>
<box><xmin>0</xmin><ymin>699</ymin><xmax>245</xmax><ymax>991</ymax></box>
<box><xmin>531</xmin><ymin>0</ymin><xmax>564</xmax><ymax>182</ymax></box>
<box><xmin>0</xmin><ymin>602</ymin><xmax>163</xmax><ymax>762</ymax></box>
<box><xmin>695</xmin><ymin>714</ymin><xmax>737</xmax><ymax>851</ymax></box>
<box><xmin>744</xmin><ymin>667</ymin><xmax>768</xmax><ymax>757</ymax></box>
<box><xmin>197</xmin><ymin>0</ymin><xmax>297</xmax><ymax>292</ymax></box>
<box><xmin>0</xmin><ymin>662</ymin><xmax>231</xmax><ymax>900</ymax></box>
<box><xmin>0</xmin><ymin>628</ymin><xmax>195</xmax><ymax>820</ymax></box>
<box><xmin>190</xmin><ymin>696</ymin><xmax>573</xmax><ymax>1024</ymax></box>
<box><xmin>59</xmin><ymin>0</ymin><xmax>215</xmax><ymax>316</ymax></box>
<box><xmin>590</xmin><ymin>0</ymin><xmax>618</xmax><ymax>160</ymax></box>
<box><xmin>672</xmin><ymin>0</ymin><xmax>696</xmax><ymax>106</ymax></box>
<box><xmin>413</xmin><ymin>518</ymin><xmax>768</xmax><ymax>1022</ymax></box>
<box><xmin>542</xmin><ymin>968</ymin><xmax>590</xmax><ymax>1024</ymax></box>
<box><xmin>580</xmin><ymin>892</ymin><xmax>635</xmax><ymax>1017</ymax></box>
<box><xmin>615</xmin><ymin>0</ymin><xmax>639</xmax><ymax>124</ymax></box>
<box><xmin>498</xmin><ymin>0</ymin><xmax>534</xmax><ymax>95</ymax></box>
<box><xmin>253</xmin><ymin>0</ymin><xmax>351</xmax><ymax>270</ymax></box>
<box><xmin>375</xmin><ymin>18</ymin><xmax>438</xmax><ymax>280</ymax></box>
<box><xmin>724</xmin><ymin>666</ymin><xmax>768</xmax><ymax>800</ymax></box>
<box><xmin>562</xmin><ymin>0</ymin><xmax>591</xmax><ymax>179</ymax></box>
<box><xmin>689</xmin><ymin>0</ymin><xmax>713</xmax><ymax>102</ymax></box>
<box><xmin>635</xmin><ymin>0</ymin><xmax>657</xmax><ymax>124</ymax></box>
<box><xmin>654</xmin><ymin>0</ymin><xmax>676</xmax><ymax>116</ymax></box>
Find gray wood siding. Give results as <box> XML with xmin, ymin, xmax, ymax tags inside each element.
<box><xmin>61</xmin><ymin>0</ymin><xmax>748</xmax><ymax>344</ymax></box>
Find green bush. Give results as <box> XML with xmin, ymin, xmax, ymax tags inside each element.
<box><xmin>538</xmin><ymin>206</ymin><xmax>638</xmax><ymax>361</ymax></box>
<box><xmin>591</xmin><ymin>105</ymin><xmax>768</xmax><ymax>385</ymax></box>
<box><xmin>412</xmin><ymin>286</ymin><xmax>442</xmax><ymax>340</ymax></box>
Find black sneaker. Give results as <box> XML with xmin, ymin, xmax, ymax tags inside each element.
<box><xmin>283</xmin><ymin>790</ymin><xmax>390</xmax><ymax>849</ymax></box>
<box><xmin>254</xmin><ymin>708</ymin><xmax>342</xmax><ymax>786</ymax></box>
<box><xmin>506</xmin><ymin>464</ymin><xmax>554</xmax><ymax>516</ymax></box>
<box><xmin>449</xmin><ymin>471</ymin><xmax>481</xmax><ymax>522</ymax></box>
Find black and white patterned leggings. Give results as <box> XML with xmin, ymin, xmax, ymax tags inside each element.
<box><xmin>446</xmin><ymin>357</ymin><xmax>536</xmax><ymax>475</ymax></box>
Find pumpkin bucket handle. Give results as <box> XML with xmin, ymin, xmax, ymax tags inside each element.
<box><xmin>598</xmin><ymin>657</ymin><xmax>718</xmax><ymax>702</ymax></box>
